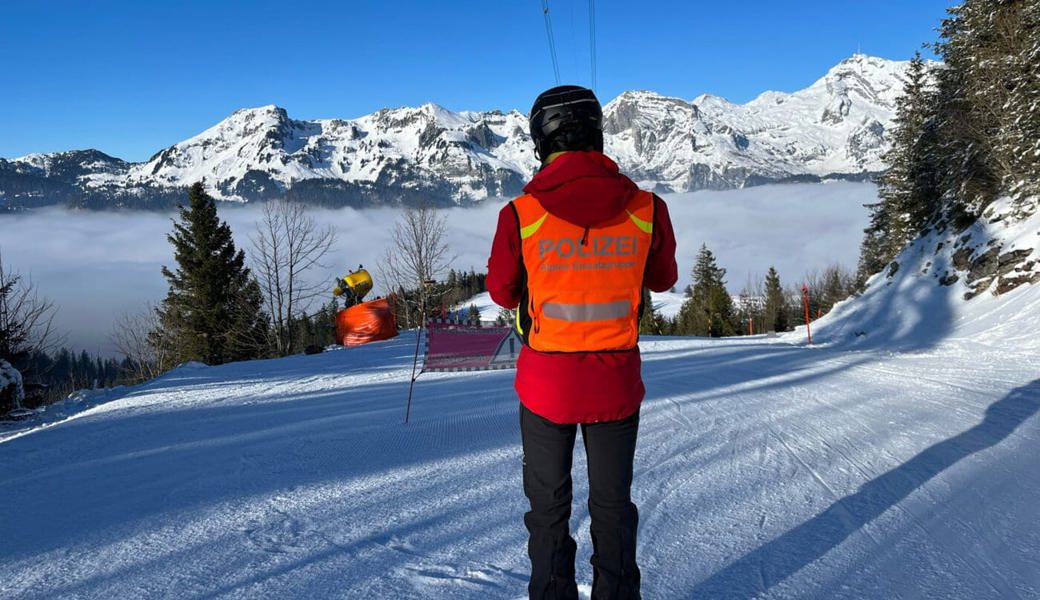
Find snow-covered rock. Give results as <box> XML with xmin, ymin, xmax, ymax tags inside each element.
<box><xmin>0</xmin><ymin>359</ymin><xmax>25</xmax><ymax>412</ymax></box>
<box><xmin>814</xmin><ymin>195</ymin><xmax>1040</xmax><ymax>349</ymax></box>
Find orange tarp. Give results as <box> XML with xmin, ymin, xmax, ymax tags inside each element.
<box><xmin>336</xmin><ymin>297</ymin><xmax>398</xmax><ymax>347</ymax></box>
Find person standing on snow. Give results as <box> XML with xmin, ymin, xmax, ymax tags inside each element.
<box><xmin>487</xmin><ymin>85</ymin><xmax>678</xmax><ymax>600</ymax></box>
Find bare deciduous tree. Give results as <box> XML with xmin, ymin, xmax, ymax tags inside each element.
<box><xmin>0</xmin><ymin>251</ymin><xmax>59</xmax><ymax>365</ymax></box>
<box><xmin>380</xmin><ymin>205</ymin><xmax>454</xmax><ymax>328</ymax></box>
<box><xmin>110</xmin><ymin>303</ymin><xmax>172</xmax><ymax>383</ymax></box>
<box><xmin>250</xmin><ymin>200</ymin><xmax>336</xmax><ymax>356</ymax></box>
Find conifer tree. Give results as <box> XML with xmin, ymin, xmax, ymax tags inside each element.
<box><xmin>860</xmin><ymin>52</ymin><xmax>941</xmax><ymax>286</ymax></box>
<box><xmin>638</xmin><ymin>288</ymin><xmax>667</xmax><ymax>336</ymax></box>
<box><xmin>1007</xmin><ymin>0</ymin><xmax>1040</xmax><ymax>206</ymax></box>
<box><xmin>857</xmin><ymin>199</ymin><xmax>891</xmax><ymax>288</ymax></box>
<box><xmin>763</xmin><ymin>266</ymin><xmax>789</xmax><ymax>333</ymax></box>
<box><xmin>935</xmin><ymin>0</ymin><xmax>1039</xmax><ymax>218</ymax></box>
<box><xmin>675</xmin><ymin>244</ymin><xmax>737</xmax><ymax>337</ymax></box>
<box><xmin>154</xmin><ymin>183</ymin><xmax>267</xmax><ymax>365</ymax></box>
<box><xmin>946</xmin><ymin>0</ymin><xmax>1038</xmax><ymax>207</ymax></box>
<box><xmin>818</xmin><ymin>264</ymin><xmax>856</xmax><ymax>314</ymax></box>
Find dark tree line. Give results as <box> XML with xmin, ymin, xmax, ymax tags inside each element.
<box><xmin>392</xmin><ymin>269</ymin><xmax>487</xmax><ymax>327</ymax></box>
<box><xmin>283</xmin><ymin>300</ymin><xmax>342</xmax><ymax>350</ymax></box>
<box><xmin>16</xmin><ymin>348</ymin><xmax>123</xmax><ymax>408</ymax></box>
<box><xmin>858</xmin><ymin>0</ymin><xmax>1040</xmax><ymax>288</ymax></box>
<box><xmin>642</xmin><ymin>244</ymin><xmax>857</xmax><ymax>338</ymax></box>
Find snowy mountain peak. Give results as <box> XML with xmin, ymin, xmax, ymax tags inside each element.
<box><xmin>12</xmin><ymin>152</ymin><xmax>50</xmax><ymax>168</ymax></box>
<box><xmin>831</xmin><ymin>52</ymin><xmax>899</xmax><ymax>72</ymax></box>
<box><xmin>691</xmin><ymin>93</ymin><xmax>735</xmax><ymax>107</ymax></box>
<box><xmin>225</xmin><ymin>104</ymin><xmax>290</xmax><ymax>123</ymax></box>
<box><xmin>611</xmin><ymin>89</ymin><xmax>672</xmax><ymax>102</ymax></box>
<box><xmin>233</xmin><ymin>103</ymin><xmax>286</xmax><ymax>116</ymax></box>
<box><xmin>810</xmin><ymin>54</ymin><xmax>910</xmax><ymax>115</ymax></box>
<box><xmin>203</xmin><ymin>104</ymin><xmax>296</xmax><ymax>141</ymax></box>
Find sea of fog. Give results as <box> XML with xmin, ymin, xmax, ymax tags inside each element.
<box><xmin>0</xmin><ymin>181</ymin><xmax>875</xmax><ymax>355</ymax></box>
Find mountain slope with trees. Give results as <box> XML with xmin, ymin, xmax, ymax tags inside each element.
<box><xmin>857</xmin><ymin>0</ymin><xmax>1039</xmax><ymax>298</ymax></box>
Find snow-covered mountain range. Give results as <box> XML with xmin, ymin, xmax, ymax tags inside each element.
<box><xmin>1</xmin><ymin>54</ymin><xmax>919</xmax><ymax>210</ymax></box>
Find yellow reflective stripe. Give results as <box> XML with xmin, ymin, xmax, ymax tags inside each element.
<box><xmin>515</xmin><ymin>306</ymin><xmax>523</xmax><ymax>335</ymax></box>
<box><xmin>520</xmin><ymin>212</ymin><xmax>549</xmax><ymax>239</ymax></box>
<box><xmin>627</xmin><ymin>210</ymin><xmax>653</xmax><ymax>234</ymax></box>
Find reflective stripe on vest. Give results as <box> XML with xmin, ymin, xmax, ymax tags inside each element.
<box><xmin>511</xmin><ymin>191</ymin><xmax>654</xmax><ymax>353</ymax></box>
<box><xmin>542</xmin><ymin>300</ymin><xmax>631</xmax><ymax>322</ymax></box>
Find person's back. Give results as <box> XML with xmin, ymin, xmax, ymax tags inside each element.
<box><xmin>487</xmin><ymin>85</ymin><xmax>677</xmax><ymax>600</ymax></box>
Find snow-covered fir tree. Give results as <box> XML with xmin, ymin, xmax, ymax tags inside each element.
<box><xmin>858</xmin><ymin>53</ymin><xmax>940</xmax><ymax>286</ymax></box>
<box><xmin>859</xmin><ymin>0</ymin><xmax>1040</xmax><ymax>294</ymax></box>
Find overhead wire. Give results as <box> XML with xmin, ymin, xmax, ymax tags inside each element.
<box><xmin>541</xmin><ymin>0</ymin><xmax>561</xmax><ymax>85</ymax></box>
<box><xmin>540</xmin><ymin>0</ymin><xmax>598</xmax><ymax>89</ymax></box>
<box><xmin>588</xmin><ymin>0</ymin><xmax>597</xmax><ymax>91</ymax></box>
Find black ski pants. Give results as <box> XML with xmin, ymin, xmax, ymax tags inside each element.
<box><xmin>520</xmin><ymin>403</ymin><xmax>641</xmax><ymax>600</ymax></box>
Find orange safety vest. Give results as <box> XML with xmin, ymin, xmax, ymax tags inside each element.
<box><xmin>511</xmin><ymin>191</ymin><xmax>654</xmax><ymax>353</ymax></box>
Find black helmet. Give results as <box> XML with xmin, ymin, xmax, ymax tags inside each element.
<box><xmin>529</xmin><ymin>85</ymin><xmax>603</xmax><ymax>160</ymax></box>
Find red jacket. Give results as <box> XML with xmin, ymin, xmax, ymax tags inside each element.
<box><xmin>486</xmin><ymin>151</ymin><xmax>678</xmax><ymax>424</ymax></box>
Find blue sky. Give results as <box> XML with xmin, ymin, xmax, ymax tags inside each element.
<box><xmin>1</xmin><ymin>0</ymin><xmax>952</xmax><ymax>162</ymax></box>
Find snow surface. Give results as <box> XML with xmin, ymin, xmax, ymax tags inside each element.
<box><xmin>2</xmin><ymin>250</ymin><xmax>1039</xmax><ymax>598</ymax></box>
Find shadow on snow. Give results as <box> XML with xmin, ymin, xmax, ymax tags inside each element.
<box><xmin>688</xmin><ymin>378</ymin><xmax>1040</xmax><ymax>599</ymax></box>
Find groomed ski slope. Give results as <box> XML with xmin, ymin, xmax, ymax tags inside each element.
<box><xmin>2</xmin><ymin>282</ymin><xmax>1039</xmax><ymax>598</ymax></box>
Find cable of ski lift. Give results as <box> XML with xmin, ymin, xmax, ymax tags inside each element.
<box><xmin>541</xmin><ymin>0</ymin><xmax>561</xmax><ymax>85</ymax></box>
<box><xmin>588</xmin><ymin>0</ymin><xmax>597</xmax><ymax>91</ymax></box>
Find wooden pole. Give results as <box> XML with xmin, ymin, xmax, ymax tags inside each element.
<box><xmin>802</xmin><ymin>284</ymin><xmax>813</xmax><ymax>345</ymax></box>
<box><xmin>404</xmin><ymin>306</ymin><xmax>426</xmax><ymax>424</ymax></box>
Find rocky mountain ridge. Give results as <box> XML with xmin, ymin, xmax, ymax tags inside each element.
<box><xmin>1</xmin><ymin>54</ymin><xmax>920</xmax><ymax>210</ymax></box>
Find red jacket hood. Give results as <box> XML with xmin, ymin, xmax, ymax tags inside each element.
<box><xmin>522</xmin><ymin>152</ymin><xmax>639</xmax><ymax>228</ymax></box>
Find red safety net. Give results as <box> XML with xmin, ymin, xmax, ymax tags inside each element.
<box><xmin>423</xmin><ymin>320</ymin><xmax>520</xmax><ymax>372</ymax></box>
<box><xmin>336</xmin><ymin>297</ymin><xmax>398</xmax><ymax>347</ymax></box>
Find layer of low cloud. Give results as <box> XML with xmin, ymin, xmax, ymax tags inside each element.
<box><xmin>0</xmin><ymin>181</ymin><xmax>874</xmax><ymax>356</ymax></box>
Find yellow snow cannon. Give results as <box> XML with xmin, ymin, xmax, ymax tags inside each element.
<box><xmin>333</xmin><ymin>266</ymin><xmax>373</xmax><ymax>306</ymax></box>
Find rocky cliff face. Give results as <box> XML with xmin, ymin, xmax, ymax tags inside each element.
<box><xmin>1</xmin><ymin>54</ymin><xmax>921</xmax><ymax>210</ymax></box>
